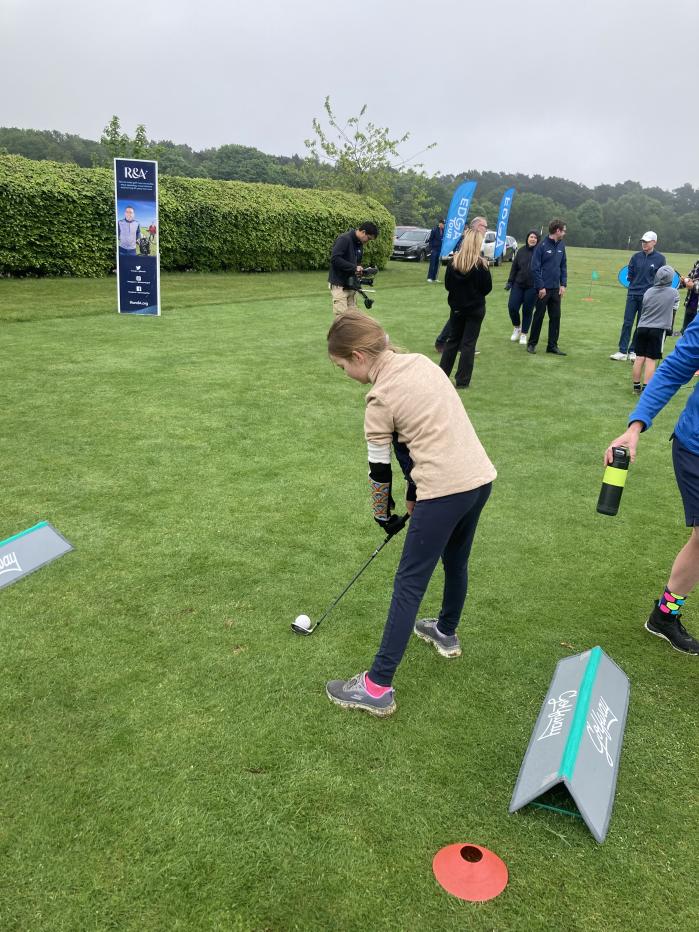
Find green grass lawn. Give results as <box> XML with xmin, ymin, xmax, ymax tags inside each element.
<box><xmin>0</xmin><ymin>249</ymin><xmax>697</xmax><ymax>931</ymax></box>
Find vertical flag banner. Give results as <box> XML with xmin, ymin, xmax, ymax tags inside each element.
<box><xmin>493</xmin><ymin>188</ymin><xmax>516</xmax><ymax>260</ymax></box>
<box><xmin>114</xmin><ymin>158</ymin><xmax>161</xmax><ymax>316</ymax></box>
<box><xmin>441</xmin><ymin>180</ymin><xmax>477</xmax><ymax>257</ymax></box>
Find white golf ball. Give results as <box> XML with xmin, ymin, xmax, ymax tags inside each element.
<box><xmin>294</xmin><ymin>614</ymin><xmax>312</xmax><ymax>630</ymax></box>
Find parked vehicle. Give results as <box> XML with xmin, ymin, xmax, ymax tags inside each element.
<box><xmin>481</xmin><ymin>231</ymin><xmax>517</xmax><ymax>265</ymax></box>
<box><xmin>391</xmin><ymin>227</ymin><xmax>432</xmax><ymax>262</ymax></box>
<box><xmin>440</xmin><ymin>231</ymin><xmax>518</xmax><ymax>265</ymax></box>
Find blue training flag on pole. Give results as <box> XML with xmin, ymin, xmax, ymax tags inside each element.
<box><xmin>441</xmin><ymin>180</ymin><xmax>477</xmax><ymax>257</ymax></box>
<box><xmin>493</xmin><ymin>188</ymin><xmax>516</xmax><ymax>260</ymax></box>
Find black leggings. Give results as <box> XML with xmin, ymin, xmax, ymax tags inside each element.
<box><xmin>369</xmin><ymin>484</ymin><xmax>492</xmax><ymax>686</ymax></box>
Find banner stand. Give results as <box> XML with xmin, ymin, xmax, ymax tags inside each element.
<box><xmin>114</xmin><ymin>158</ymin><xmax>161</xmax><ymax>316</ymax></box>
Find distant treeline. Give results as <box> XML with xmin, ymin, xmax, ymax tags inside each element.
<box><xmin>2</xmin><ymin>126</ymin><xmax>699</xmax><ymax>252</ymax></box>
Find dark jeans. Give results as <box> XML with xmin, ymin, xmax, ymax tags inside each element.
<box><xmin>427</xmin><ymin>251</ymin><xmax>441</xmax><ymax>281</ymax></box>
<box><xmin>619</xmin><ymin>292</ymin><xmax>644</xmax><ymax>353</ymax></box>
<box><xmin>528</xmin><ymin>289</ymin><xmax>561</xmax><ymax>350</ymax></box>
<box><xmin>439</xmin><ymin>304</ymin><xmax>486</xmax><ymax>386</ymax></box>
<box><xmin>508</xmin><ymin>284</ymin><xmax>537</xmax><ymax>332</ymax></box>
<box><xmin>369</xmin><ymin>484</ymin><xmax>492</xmax><ymax>685</ymax></box>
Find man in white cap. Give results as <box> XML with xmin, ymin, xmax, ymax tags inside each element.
<box><xmin>610</xmin><ymin>232</ymin><xmax>666</xmax><ymax>361</ymax></box>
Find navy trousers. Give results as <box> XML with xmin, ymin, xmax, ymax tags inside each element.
<box><xmin>508</xmin><ymin>284</ymin><xmax>537</xmax><ymax>333</ymax></box>
<box><xmin>528</xmin><ymin>289</ymin><xmax>562</xmax><ymax>350</ymax></box>
<box><xmin>427</xmin><ymin>251</ymin><xmax>441</xmax><ymax>281</ymax></box>
<box><xmin>368</xmin><ymin>484</ymin><xmax>492</xmax><ymax>686</ymax></box>
<box><xmin>619</xmin><ymin>292</ymin><xmax>644</xmax><ymax>353</ymax></box>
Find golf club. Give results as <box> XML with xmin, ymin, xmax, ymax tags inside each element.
<box><xmin>291</xmin><ymin>515</ymin><xmax>408</xmax><ymax>636</ymax></box>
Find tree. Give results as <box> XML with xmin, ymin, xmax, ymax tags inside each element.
<box><xmin>99</xmin><ymin>115</ymin><xmax>130</xmax><ymax>160</ymax></box>
<box><xmin>97</xmin><ymin>116</ymin><xmax>163</xmax><ymax>164</ymax></box>
<box><xmin>304</xmin><ymin>96</ymin><xmax>435</xmax><ymax>203</ymax></box>
<box><xmin>569</xmin><ymin>199</ymin><xmax>604</xmax><ymax>247</ymax></box>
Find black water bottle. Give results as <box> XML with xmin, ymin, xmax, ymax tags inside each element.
<box><xmin>597</xmin><ymin>446</ymin><xmax>631</xmax><ymax>516</ymax></box>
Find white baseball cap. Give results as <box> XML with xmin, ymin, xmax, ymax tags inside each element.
<box><xmin>641</xmin><ymin>231</ymin><xmax>657</xmax><ymax>242</ymax></box>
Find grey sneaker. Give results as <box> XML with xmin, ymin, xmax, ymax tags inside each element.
<box><xmin>325</xmin><ymin>672</ymin><xmax>396</xmax><ymax>717</ymax></box>
<box><xmin>414</xmin><ymin>618</ymin><xmax>462</xmax><ymax>658</ymax></box>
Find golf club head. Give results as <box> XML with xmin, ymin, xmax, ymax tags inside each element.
<box><xmin>291</xmin><ymin>621</ymin><xmax>315</xmax><ymax>636</ymax></box>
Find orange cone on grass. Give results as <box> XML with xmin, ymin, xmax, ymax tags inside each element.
<box><xmin>432</xmin><ymin>843</ymin><xmax>508</xmax><ymax>902</ymax></box>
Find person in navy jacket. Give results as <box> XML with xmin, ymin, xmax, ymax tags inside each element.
<box><xmin>604</xmin><ymin>315</ymin><xmax>699</xmax><ymax>655</ymax></box>
<box><xmin>527</xmin><ymin>219</ymin><xmax>568</xmax><ymax>355</ymax></box>
<box><xmin>426</xmin><ymin>219</ymin><xmax>445</xmax><ymax>283</ymax></box>
<box><xmin>610</xmin><ymin>232</ymin><xmax>667</xmax><ymax>361</ymax></box>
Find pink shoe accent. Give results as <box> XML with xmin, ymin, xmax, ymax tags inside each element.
<box><xmin>364</xmin><ymin>672</ymin><xmax>392</xmax><ymax>698</ymax></box>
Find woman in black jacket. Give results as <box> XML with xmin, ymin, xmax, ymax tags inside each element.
<box><xmin>505</xmin><ymin>230</ymin><xmax>540</xmax><ymax>345</ymax></box>
<box><xmin>439</xmin><ymin>229</ymin><xmax>492</xmax><ymax>388</ymax></box>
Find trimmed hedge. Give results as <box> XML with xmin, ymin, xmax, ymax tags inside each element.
<box><xmin>0</xmin><ymin>155</ymin><xmax>394</xmax><ymax>277</ymax></box>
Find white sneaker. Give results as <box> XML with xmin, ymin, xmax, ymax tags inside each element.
<box><xmin>609</xmin><ymin>351</ymin><xmax>627</xmax><ymax>361</ymax></box>
<box><xmin>519</xmin><ymin>333</ymin><xmax>528</xmax><ymax>345</ymax></box>
<box><xmin>510</xmin><ymin>327</ymin><xmax>522</xmax><ymax>342</ymax></box>
<box><xmin>628</xmin><ymin>352</ymin><xmax>636</xmax><ymax>361</ymax></box>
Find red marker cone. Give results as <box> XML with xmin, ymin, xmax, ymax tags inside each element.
<box><xmin>432</xmin><ymin>843</ymin><xmax>508</xmax><ymax>902</ymax></box>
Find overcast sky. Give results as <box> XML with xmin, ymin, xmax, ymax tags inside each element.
<box><xmin>3</xmin><ymin>0</ymin><xmax>697</xmax><ymax>191</ymax></box>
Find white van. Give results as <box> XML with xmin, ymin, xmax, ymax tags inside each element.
<box><xmin>480</xmin><ymin>230</ymin><xmax>517</xmax><ymax>265</ymax></box>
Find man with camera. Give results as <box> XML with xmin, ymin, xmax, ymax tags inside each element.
<box><xmin>328</xmin><ymin>221</ymin><xmax>378</xmax><ymax>317</ymax></box>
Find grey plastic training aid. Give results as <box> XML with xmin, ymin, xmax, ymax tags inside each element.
<box><xmin>509</xmin><ymin>646</ymin><xmax>630</xmax><ymax>843</ymax></box>
<box><xmin>0</xmin><ymin>521</ymin><xmax>74</xmax><ymax>591</ymax></box>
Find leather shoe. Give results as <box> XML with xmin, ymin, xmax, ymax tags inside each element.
<box><xmin>546</xmin><ymin>347</ymin><xmax>567</xmax><ymax>356</ymax></box>
<box><xmin>526</xmin><ymin>345</ymin><xmax>536</xmax><ymax>354</ymax></box>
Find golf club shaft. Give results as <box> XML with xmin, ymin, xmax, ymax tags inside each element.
<box><xmin>314</xmin><ymin>536</ymin><xmax>391</xmax><ymax>630</ymax></box>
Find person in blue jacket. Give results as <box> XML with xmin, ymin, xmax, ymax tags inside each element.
<box><xmin>604</xmin><ymin>316</ymin><xmax>699</xmax><ymax>655</ymax></box>
<box><xmin>426</xmin><ymin>219</ymin><xmax>444</xmax><ymax>283</ymax></box>
<box><xmin>610</xmin><ymin>232</ymin><xmax>667</xmax><ymax>361</ymax></box>
<box><xmin>527</xmin><ymin>219</ymin><xmax>568</xmax><ymax>356</ymax></box>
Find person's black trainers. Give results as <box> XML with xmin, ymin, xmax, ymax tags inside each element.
<box><xmin>527</xmin><ymin>345</ymin><xmax>536</xmax><ymax>354</ymax></box>
<box><xmin>645</xmin><ymin>603</ymin><xmax>699</xmax><ymax>654</ymax></box>
<box><xmin>546</xmin><ymin>346</ymin><xmax>567</xmax><ymax>356</ymax></box>
<box><xmin>414</xmin><ymin>618</ymin><xmax>462</xmax><ymax>657</ymax></box>
<box><xmin>325</xmin><ymin>672</ymin><xmax>397</xmax><ymax>716</ymax></box>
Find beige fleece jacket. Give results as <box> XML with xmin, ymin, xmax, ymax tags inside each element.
<box><xmin>365</xmin><ymin>351</ymin><xmax>496</xmax><ymax>500</ymax></box>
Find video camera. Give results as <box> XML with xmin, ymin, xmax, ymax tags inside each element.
<box><xmin>347</xmin><ymin>266</ymin><xmax>378</xmax><ymax>309</ymax></box>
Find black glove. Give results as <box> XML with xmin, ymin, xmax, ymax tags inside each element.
<box><xmin>504</xmin><ymin>282</ymin><xmax>512</xmax><ymax>291</ymax></box>
<box><xmin>377</xmin><ymin>513</ymin><xmax>409</xmax><ymax>538</ymax></box>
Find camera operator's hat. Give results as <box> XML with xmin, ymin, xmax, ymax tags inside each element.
<box><xmin>641</xmin><ymin>231</ymin><xmax>658</xmax><ymax>242</ymax></box>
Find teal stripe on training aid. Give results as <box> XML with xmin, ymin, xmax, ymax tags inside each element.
<box><xmin>559</xmin><ymin>646</ymin><xmax>602</xmax><ymax>781</ymax></box>
<box><xmin>0</xmin><ymin>522</ymin><xmax>73</xmax><ymax>591</ymax></box>
<box><xmin>0</xmin><ymin>520</ymin><xmax>48</xmax><ymax>548</ymax></box>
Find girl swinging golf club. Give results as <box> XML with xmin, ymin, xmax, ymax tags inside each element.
<box><xmin>325</xmin><ymin>312</ymin><xmax>497</xmax><ymax>716</ymax></box>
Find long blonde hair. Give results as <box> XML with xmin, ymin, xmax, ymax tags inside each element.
<box><xmin>451</xmin><ymin>229</ymin><xmax>487</xmax><ymax>275</ymax></box>
<box><xmin>327</xmin><ymin>312</ymin><xmax>394</xmax><ymax>360</ymax></box>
